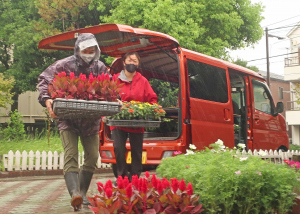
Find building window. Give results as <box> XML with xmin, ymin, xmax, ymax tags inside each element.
<box><xmin>279</xmin><ymin>87</ymin><xmax>283</xmax><ymax>100</ymax></box>
<box><xmin>187</xmin><ymin>59</ymin><xmax>228</xmax><ymax>103</ymax></box>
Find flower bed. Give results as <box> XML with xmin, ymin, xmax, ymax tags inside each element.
<box><xmin>88</xmin><ymin>172</ymin><xmax>204</xmax><ymax>214</ymax></box>
<box><xmin>157</xmin><ymin>141</ymin><xmax>300</xmax><ymax>214</ymax></box>
<box><xmin>48</xmin><ymin>72</ymin><xmax>122</xmax><ymax>119</ymax></box>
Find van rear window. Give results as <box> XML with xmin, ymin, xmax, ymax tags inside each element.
<box><xmin>187</xmin><ymin>59</ymin><xmax>228</xmax><ymax>103</ymax></box>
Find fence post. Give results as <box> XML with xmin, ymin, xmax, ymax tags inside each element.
<box><xmin>48</xmin><ymin>151</ymin><xmax>53</xmax><ymax>170</ymax></box>
<box><xmin>15</xmin><ymin>150</ymin><xmax>21</xmax><ymax>171</ymax></box>
<box><xmin>8</xmin><ymin>150</ymin><xmax>14</xmax><ymax>172</ymax></box>
<box><xmin>59</xmin><ymin>152</ymin><xmax>64</xmax><ymax>169</ymax></box>
<box><xmin>53</xmin><ymin>151</ymin><xmax>58</xmax><ymax>170</ymax></box>
<box><xmin>42</xmin><ymin>151</ymin><xmax>47</xmax><ymax>170</ymax></box>
<box><xmin>35</xmin><ymin>150</ymin><xmax>41</xmax><ymax>170</ymax></box>
<box><xmin>21</xmin><ymin>150</ymin><xmax>28</xmax><ymax>171</ymax></box>
<box><xmin>28</xmin><ymin>151</ymin><xmax>34</xmax><ymax>170</ymax></box>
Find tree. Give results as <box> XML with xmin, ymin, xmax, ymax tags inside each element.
<box><xmin>0</xmin><ymin>73</ymin><xmax>15</xmax><ymax>109</ymax></box>
<box><xmin>232</xmin><ymin>58</ymin><xmax>259</xmax><ymax>72</ymax></box>
<box><xmin>98</xmin><ymin>0</ymin><xmax>264</xmax><ymax>58</ymax></box>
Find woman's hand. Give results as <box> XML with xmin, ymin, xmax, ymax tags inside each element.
<box><xmin>45</xmin><ymin>99</ymin><xmax>57</xmax><ymax>118</ymax></box>
<box><xmin>117</xmin><ymin>99</ymin><xmax>123</xmax><ymax>105</ymax></box>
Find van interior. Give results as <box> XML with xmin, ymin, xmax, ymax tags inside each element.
<box><xmin>105</xmin><ymin>50</ymin><xmax>181</xmax><ymax>141</ymax></box>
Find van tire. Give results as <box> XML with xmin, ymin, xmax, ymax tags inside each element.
<box><xmin>277</xmin><ymin>146</ymin><xmax>288</xmax><ymax>152</ymax></box>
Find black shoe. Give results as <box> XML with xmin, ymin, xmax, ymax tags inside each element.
<box><xmin>79</xmin><ymin>170</ymin><xmax>93</xmax><ymax>205</ymax></box>
<box><xmin>114</xmin><ymin>180</ymin><xmax>117</xmax><ymax>187</ymax></box>
<box><xmin>64</xmin><ymin>172</ymin><xmax>83</xmax><ymax>211</ymax></box>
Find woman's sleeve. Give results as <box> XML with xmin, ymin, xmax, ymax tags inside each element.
<box><xmin>144</xmin><ymin>80</ymin><xmax>158</xmax><ymax>104</ymax></box>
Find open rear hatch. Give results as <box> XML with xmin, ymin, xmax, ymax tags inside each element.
<box><xmin>38</xmin><ymin>24</ymin><xmax>179</xmax><ymax>57</ymax></box>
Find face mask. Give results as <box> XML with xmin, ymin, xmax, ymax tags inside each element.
<box><xmin>125</xmin><ymin>63</ymin><xmax>137</xmax><ymax>73</ymax></box>
<box><xmin>80</xmin><ymin>53</ymin><xmax>95</xmax><ymax>63</ymax></box>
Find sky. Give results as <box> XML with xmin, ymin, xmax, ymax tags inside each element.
<box><xmin>230</xmin><ymin>0</ymin><xmax>300</xmax><ymax>76</ymax></box>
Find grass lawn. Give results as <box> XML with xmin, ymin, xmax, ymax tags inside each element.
<box><xmin>0</xmin><ymin>134</ymin><xmax>84</xmax><ymax>154</ymax></box>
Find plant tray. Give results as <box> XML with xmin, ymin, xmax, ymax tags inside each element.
<box><xmin>53</xmin><ymin>98</ymin><xmax>121</xmax><ymax>119</ymax></box>
<box><xmin>106</xmin><ymin>119</ymin><xmax>161</xmax><ymax>128</ymax></box>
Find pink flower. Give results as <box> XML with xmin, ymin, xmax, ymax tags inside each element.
<box><xmin>61</xmin><ymin>71</ymin><xmax>66</xmax><ymax>77</ymax></box>
<box><xmin>257</xmin><ymin>171</ymin><xmax>262</xmax><ymax>175</ymax></box>
<box><xmin>112</xmin><ymin>74</ymin><xmax>117</xmax><ymax>81</ymax></box>
<box><xmin>186</xmin><ymin>182</ymin><xmax>193</xmax><ymax>195</ymax></box>
<box><xmin>97</xmin><ymin>182</ymin><xmax>104</xmax><ymax>193</ymax></box>
<box><xmin>185</xmin><ymin>166</ymin><xmax>190</xmax><ymax>168</ymax></box>
<box><xmin>171</xmin><ymin>178</ymin><xmax>179</xmax><ymax>193</ymax></box>
<box><xmin>117</xmin><ymin>176</ymin><xmax>124</xmax><ymax>189</ymax></box>
<box><xmin>145</xmin><ymin>171</ymin><xmax>150</xmax><ymax>178</ymax></box>
<box><xmin>104</xmin><ymin>179</ymin><xmax>113</xmax><ymax>190</ymax></box>
<box><xmin>179</xmin><ymin>179</ymin><xmax>186</xmax><ymax>192</ymax></box>
<box><xmin>126</xmin><ymin>183</ymin><xmax>133</xmax><ymax>198</ymax></box>
<box><xmin>141</xmin><ymin>178</ymin><xmax>148</xmax><ymax>193</ymax></box>
<box><xmin>173</xmin><ymin>151</ymin><xmax>182</xmax><ymax>156</ymax></box>
<box><xmin>101</xmin><ymin>73</ymin><xmax>105</xmax><ymax>81</ymax></box>
<box><xmin>151</xmin><ymin>174</ymin><xmax>158</xmax><ymax>189</ymax></box>
<box><xmin>89</xmin><ymin>73</ymin><xmax>94</xmax><ymax>83</ymax></box>
<box><xmin>123</xmin><ymin>176</ymin><xmax>130</xmax><ymax>188</ymax></box>
<box><xmin>97</xmin><ymin>74</ymin><xmax>102</xmax><ymax>81</ymax></box>
<box><xmin>138</xmin><ymin>177</ymin><xmax>143</xmax><ymax>191</ymax></box>
<box><xmin>70</xmin><ymin>72</ymin><xmax>75</xmax><ymax>79</ymax></box>
<box><xmin>105</xmin><ymin>73</ymin><xmax>110</xmax><ymax>81</ymax></box>
<box><xmin>162</xmin><ymin>178</ymin><xmax>170</xmax><ymax>189</ymax></box>
<box><xmin>131</xmin><ymin>175</ymin><xmax>139</xmax><ymax>189</ymax></box>
<box><xmin>157</xmin><ymin>179</ymin><xmax>163</xmax><ymax>195</ymax></box>
<box><xmin>235</xmin><ymin>171</ymin><xmax>241</xmax><ymax>175</ymax></box>
<box><xmin>53</xmin><ymin>78</ymin><xmax>56</xmax><ymax>82</ymax></box>
<box><xmin>57</xmin><ymin>73</ymin><xmax>61</xmax><ymax>77</ymax></box>
<box><xmin>79</xmin><ymin>73</ymin><xmax>86</xmax><ymax>82</ymax></box>
<box><xmin>105</xmin><ymin>188</ymin><xmax>112</xmax><ymax>198</ymax></box>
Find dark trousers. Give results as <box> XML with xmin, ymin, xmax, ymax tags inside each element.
<box><xmin>112</xmin><ymin>129</ymin><xmax>144</xmax><ymax>179</ymax></box>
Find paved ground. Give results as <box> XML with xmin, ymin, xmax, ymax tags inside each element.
<box><xmin>0</xmin><ymin>173</ymin><xmax>116</xmax><ymax>214</ymax></box>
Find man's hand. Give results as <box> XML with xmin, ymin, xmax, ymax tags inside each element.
<box><xmin>117</xmin><ymin>99</ymin><xmax>123</xmax><ymax>105</ymax></box>
<box><xmin>45</xmin><ymin>99</ymin><xmax>57</xmax><ymax>118</ymax></box>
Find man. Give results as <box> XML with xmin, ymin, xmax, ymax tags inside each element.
<box><xmin>37</xmin><ymin>33</ymin><xmax>108</xmax><ymax>211</ymax></box>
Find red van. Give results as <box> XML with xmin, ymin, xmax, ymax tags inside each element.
<box><xmin>39</xmin><ymin>24</ymin><xmax>289</xmax><ymax>172</ymax></box>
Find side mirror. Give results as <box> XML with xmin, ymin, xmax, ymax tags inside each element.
<box><xmin>275</xmin><ymin>102</ymin><xmax>284</xmax><ymax>114</ymax></box>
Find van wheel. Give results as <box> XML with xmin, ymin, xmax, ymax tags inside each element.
<box><xmin>112</xmin><ymin>164</ymin><xmax>131</xmax><ymax>178</ymax></box>
<box><xmin>277</xmin><ymin>146</ymin><xmax>288</xmax><ymax>152</ymax></box>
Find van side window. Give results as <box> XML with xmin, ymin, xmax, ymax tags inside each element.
<box><xmin>252</xmin><ymin>80</ymin><xmax>273</xmax><ymax>115</ymax></box>
<box><xmin>187</xmin><ymin>59</ymin><xmax>228</xmax><ymax>103</ymax></box>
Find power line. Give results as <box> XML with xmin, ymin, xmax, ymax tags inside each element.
<box><xmin>251</xmin><ymin>60</ymin><xmax>284</xmax><ymax>66</ymax></box>
<box><xmin>269</xmin><ymin>24</ymin><xmax>300</xmax><ymax>31</ymax></box>
<box><xmin>247</xmin><ymin>51</ymin><xmax>299</xmax><ymax>62</ymax></box>
<box><xmin>264</xmin><ymin>15</ymin><xmax>300</xmax><ymax>27</ymax></box>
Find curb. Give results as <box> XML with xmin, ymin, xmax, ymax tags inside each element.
<box><xmin>0</xmin><ymin>168</ymin><xmax>113</xmax><ymax>178</ymax></box>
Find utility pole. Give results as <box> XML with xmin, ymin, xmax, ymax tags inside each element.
<box><xmin>265</xmin><ymin>27</ymin><xmax>270</xmax><ymax>87</ymax></box>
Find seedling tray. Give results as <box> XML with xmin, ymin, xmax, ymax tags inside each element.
<box><xmin>106</xmin><ymin>119</ymin><xmax>161</xmax><ymax>128</ymax></box>
<box><xmin>53</xmin><ymin>98</ymin><xmax>121</xmax><ymax>119</ymax></box>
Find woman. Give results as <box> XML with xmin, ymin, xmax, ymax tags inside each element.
<box><xmin>38</xmin><ymin>33</ymin><xmax>109</xmax><ymax>210</ymax></box>
<box><xmin>111</xmin><ymin>52</ymin><xmax>157</xmax><ymax>182</ymax></box>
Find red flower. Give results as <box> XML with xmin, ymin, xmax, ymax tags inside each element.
<box><xmin>151</xmin><ymin>174</ymin><xmax>158</xmax><ymax>189</ymax></box>
<box><xmin>105</xmin><ymin>188</ymin><xmax>112</xmax><ymax>198</ymax></box>
<box><xmin>117</xmin><ymin>176</ymin><xmax>124</xmax><ymax>189</ymax></box>
<box><xmin>179</xmin><ymin>179</ymin><xmax>186</xmax><ymax>192</ymax></box>
<box><xmin>159</xmin><ymin>109</ymin><xmax>164</xmax><ymax>113</ymax></box>
<box><xmin>185</xmin><ymin>165</ymin><xmax>190</xmax><ymax>168</ymax></box>
<box><xmin>187</xmin><ymin>182</ymin><xmax>193</xmax><ymax>195</ymax></box>
<box><xmin>70</xmin><ymin>72</ymin><xmax>75</xmax><ymax>79</ymax></box>
<box><xmin>97</xmin><ymin>74</ymin><xmax>102</xmax><ymax>81</ymax></box>
<box><xmin>154</xmin><ymin>109</ymin><xmax>158</xmax><ymax>112</ymax></box>
<box><xmin>126</xmin><ymin>183</ymin><xmax>133</xmax><ymax>198</ymax></box>
<box><xmin>104</xmin><ymin>179</ymin><xmax>113</xmax><ymax>190</ymax></box>
<box><xmin>97</xmin><ymin>182</ymin><xmax>104</xmax><ymax>193</ymax></box>
<box><xmin>79</xmin><ymin>73</ymin><xmax>86</xmax><ymax>82</ymax></box>
<box><xmin>105</xmin><ymin>73</ymin><xmax>110</xmax><ymax>81</ymax></box>
<box><xmin>157</xmin><ymin>179</ymin><xmax>163</xmax><ymax>195</ymax></box>
<box><xmin>162</xmin><ymin>177</ymin><xmax>170</xmax><ymax>189</ymax></box>
<box><xmin>123</xmin><ymin>176</ymin><xmax>130</xmax><ymax>188</ymax></box>
<box><xmin>141</xmin><ymin>178</ymin><xmax>148</xmax><ymax>193</ymax></box>
<box><xmin>171</xmin><ymin>178</ymin><xmax>179</xmax><ymax>193</ymax></box>
<box><xmin>125</xmin><ymin>104</ymin><xmax>130</xmax><ymax>107</ymax></box>
<box><xmin>89</xmin><ymin>73</ymin><xmax>94</xmax><ymax>83</ymax></box>
<box><xmin>61</xmin><ymin>71</ymin><xmax>66</xmax><ymax>77</ymax></box>
<box><xmin>145</xmin><ymin>171</ymin><xmax>150</xmax><ymax>178</ymax></box>
<box><xmin>53</xmin><ymin>78</ymin><xmax>56</xmax><ymax>82</ymax></box>
<box><xmin>132</xmin><ymin>175</ymin><xmax>139</xmax><ymax>189</ymax></box>
<box><xmin>128</xmin><ymin>109</ymin><xmax>134</xmax><ymax>113</ymax></box>
<box><xmin>58</xmin><ymin>73</ymin><xmax>61</xmax><ymax>77</ymax></box>
<box><xmin>112</xmin><ymin>74</ymin><xmax>117</xmax><ymax>81</ymax></box>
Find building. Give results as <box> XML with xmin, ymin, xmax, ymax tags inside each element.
<box><xmin>284</xmin><ymin>22</ymin><xmax>300</xmax><ymax>145</ymax></box>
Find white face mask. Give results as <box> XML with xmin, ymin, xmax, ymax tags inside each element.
<box><xmin>80</xmin><ymin>53</ymin><xmax>95</xmax><ymax>63</ymax></box>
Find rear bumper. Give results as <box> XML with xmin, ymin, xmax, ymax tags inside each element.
<box><xmin>100</xmin><ymin>142</ymin><xmax>186</xmax><ymax>165</ymax></box>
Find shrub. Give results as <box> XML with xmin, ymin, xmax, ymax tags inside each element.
<box><xmin>88</xmin><ymin>172</ymin><xmax>204</xmax><ymax>214</ymax></box>
<box><xmin>157</xmin><ymin>142</ymin><xmax>299</xmax><ymax>214</ymax></box>
<box><xmin>0</xmin><ymin>110</ymin><xmax>25</xmax><ymax>141</ymax></box>
<box><xmin>290</xmin><ymin>144</ymin><xmax>300</xmax><ymax>151</ymax></box>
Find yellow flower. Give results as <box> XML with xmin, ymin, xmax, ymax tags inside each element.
<box><xmin>139</xmin><ymin>104</ymin><xmax>143</xmax><ymax>109</ymax></box>
<box><xmin>135</xmin><ymin>101</ymin><xmax>141</xmax><ymax>104</ymax></box>
<box><xmin>145</xmin><ymin>103</ymin><xmax>152</xmax><ymax>106</ymax></box>
<box><xmin>130</xmin><ymin>101</ymin><xmax>136</xmax><ymax>104</ymax></box>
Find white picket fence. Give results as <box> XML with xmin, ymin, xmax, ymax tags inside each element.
<box><xmin>236</xmin><ymin>149</ymin><xmax>300</xmax><ymax>164</ymax></box>
<box><xmin>2</xmin><ymin>150</ymin><xmax>111</xmax><ymax>172</ymax></box>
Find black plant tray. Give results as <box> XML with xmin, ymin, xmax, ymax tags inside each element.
<box><xmin>53</xmin><ymin>98</ymin><xmax>121</xmax><ymax>119</ymax></box>
<box><xmin>106</xmin><ymin>119</ymin><xmax>161</xmax><ymax>128</ymax></box>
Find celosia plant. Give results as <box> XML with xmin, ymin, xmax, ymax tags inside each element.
<box><xmin>111</xmin><ymin>101</ymin><xmax>166</xmax><ymax>121</ymax></box>
<box><xmin>48</xmin><ymin>71</ymin><xmax>123</xmax><ymax>101</ymax></box>
<box><xmin>284</xmin><ymin>159</ymin><xmax>300</xmax><ymax>168</ymax></box>
<box><xmin>88</xmin><ymin>172</ymin><xmax>204</xmax><ymax>214</ymax></box>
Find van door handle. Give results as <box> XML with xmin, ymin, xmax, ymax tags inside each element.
<box><xmin>224</xmin><ymin>108</ymin><xmax>230</xmax><ymax>121</ymax></box>
<box><xmin>254</xmin><ymin>115</ymin><xmax>260</xmax><ymax>125</ymax></box>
